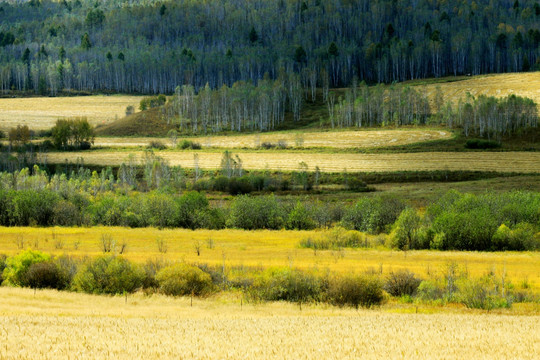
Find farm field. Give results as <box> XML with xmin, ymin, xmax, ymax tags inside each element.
<box><xmin>1</xmin><ymin>226</ymin><xmax>538</xmax><ymax>290</ymax></box>
<box><xmin>93</xmin><ymin>129</ymin><xmax>452</xmax><ymax>149</ymax></box>
<box><xmin>419</xmin><ymin>73</ymin><xmax>540</xmax><ymax>107</ymax></box>
<box><xmin>0</xmin><ymin>95</ymin><xmax>143</xmax><ymax>131</ymax></box>
<box><xmin>0</xmin><ymin>287</ymin><xmax>539</xmax><ymax>359</ymax></box>
<box><xmin>43</xmin><ymin>150</ymin><xmax>540</xmax><ymax>173</ymax></box>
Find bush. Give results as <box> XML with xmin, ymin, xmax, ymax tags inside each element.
<box><xmin>227</xmin><ymin>195</ymin><xmax>284</xmax><ymax>229</ymax></box>
<box><xmin>155</xmin><ymin>263</ymin><xmax>214</xmax><ymax>296</ymax></box>
<box><xmin>53</xmin><ymin>200</ymin><xmax>82</xmax><ymax>226</ymax></box>
<box><xmin>465</xmin><ymin>139</ymin><xmax>501</xmax><ymax>149</ymax></box>
<box><xmin>389</xmin><ymin>207</ymin><xmax>422</xmax><ymax>250</ymax></box>
<box><xmin>0</xmin><ymin>254</ymin><xmax>7</xmax><ymax>283</ymax></box>
<box><xmin>24</xmin><ymin>261</ymin><xmax>64</xmax><ymax>289</ymax></box>
<box><xmin>342</xmin><ymin>196</ymin><xmax>405</xmax><ymax>234</ymax></box>
<box><xmin>73</xmin><ymin>256</ymin><xmax>144</xmax><ymax>294</ymax></box>
<box><xmin>2</xmin><ymin>250</ymin><xmax>51</xmax><ymax>286</ymax></box>
<box><xmin>326</xmin><ymin>275</ymin><xmax>384</xmax><ymax>308</ymax></box>
<box><xmin>177</xmin><ymin>140</ymin><xmax>201</xmax><ymax>150</ymax></box>
<box><xmin>147</xmin><ymin>140</ymin><xmax>166</xmax><ymax>150</ymax></box>
<box><xmin>416</xmin><ymin>280</ymin><xmax>445</xmax><ymax>302</ymax></box>
<box><xmin>286</xmin><ymin>202</ymin><xmax>316</xmax><ymax>230</ymax></box>
<box><xmin>250</xmin><ymin>268</ymin><xmax>324</xmax><ymax>303</ymax></box>
<box><xmin>228</xmin><ymin>176</ymin><xmax>254</xmax><ymax>195</ymax></box>
<box><xmin>384</xmin><ymin>270</ymin><xmax>422</xmax><ymax>297</ymax></box>
<box><xmin>457</xmin><ymin>276</ymin><xmax>512</xmax><ymax>310</ymax></box>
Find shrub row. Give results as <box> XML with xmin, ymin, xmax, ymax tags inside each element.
<box><xmin>1</xmin><ymin>251</ymin><xmax>532</xmax><ymax>310</ymax></box>
<box><xmin>389</xmin><ymin>190</ymin><xmax>540</xmax><ymax>251</ymax></box>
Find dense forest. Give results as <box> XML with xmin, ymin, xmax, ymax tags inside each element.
<box><xmin>0</xmin><ymin>0</ymin><xmax>539</xmax><ymax>95</ymax></box>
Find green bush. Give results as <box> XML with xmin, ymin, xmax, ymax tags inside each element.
<box><xmin>299</xmin><ymin>227</ymin><xmax>366</xmax><ymax>250</ymax></box>
<box><xmin>384</xmin><ymin>270</ymin><xmax>422</xmax><ymax>297</ymax></box>
<box><xmin>389</xmin><ymin>207</ymin><xmax>422</xmax><ymax>250</ymax></box>
<box><xmin>227</xmin><ymin>195</ymin><xmax>284</xmax><ymax>229</ymax></box>
<box><xmin>342</xmin><ymin>196</ymin><xmax>405</xmax><ymax>234</ymax></box>
<box><xmin>228</xmin><ymin>176</ymin><xmax>254</xmax><ymax>195</ymax></box>
<box><xmin>457</xmin><ymin>276</ymin><xmax>512</xmax><ymax>310</ymax></box>
<box><xmin>249</xmin><ymin>268</ymin><xmax>324</xmax><ymax>303</ymax></box>
<box><xmin>23</xmin><ymin>261</ymin><xmax>64</xmax><ymax>289</ymax></box>
<box><xmin>0</xmin><ymin>254</ymin><xmax>7</xmax><ymax>283</ymax></box>
<box><xmin>73</xmin><ymin>256</ymin><xmax>144</xmax><ymax>294</ymax></box>
<box><xmin>326</xmin><ymin>275</ymin><xmax>384</xmax><ymax>308</ymax></box>
<box><xmin>155</xmin><ymin>263</ymin><xmax>214</xmax><ymax>296</ymax></box>
<box><xmin>465</xmin><ymin>139</ymin><xmax>501</xmax><ymax>149</ymax></box>
<box><xmin>177</xmin><ymin>140</ymin><xmax>201</xmax><ymax>150</ymax></box>
<box><xmin>416</xmin><ymin>280</ymin><xmax>445</xmax><ymax>302</ymax></box>
<box><xmin>286</xmin><ymin>202</ymin><xmax>316</xmax><ymax>230</ymax></box>
<box><xmin>2</xmin><ymin>250</ymin><xmax>51</xmax><ymax>286</ymax></box>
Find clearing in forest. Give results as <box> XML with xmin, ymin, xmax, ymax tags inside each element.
<box><xmin>419</xmin><ymin>73</ymin><xmax>540</xmax><ymax>106</ymax></box>
<box><xmin>0</xmin><ymin>95</ymin><xmax>143</xmax><ymax>131</ymax></box>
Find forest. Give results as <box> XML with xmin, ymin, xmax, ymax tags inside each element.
<box><xmin>0</xmin><ymin>0</ymin><xmax>539</xmax><ymax>94</ymax></box>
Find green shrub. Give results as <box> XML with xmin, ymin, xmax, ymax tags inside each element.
<box><xmin>155</xmin><ymin>263</ymin><xmax>214</xmax><ymax>296</ymax></box>
<box><xmin>389</xmin><ymin>207</ymin><xmax>422</xmax><ymax>250</ymax></box>
<box><xmin>342</xmin><ymin>196</ymin><xmax>405</xmax><ymax>234</ymax></box>
<box><xmin>326</xmin><ymin>275</ymin><xmax>384</xmax><ymax>308</ymax></box>
<box><xmin>249</xmin><ymin>268</ymin><xmax>324</xmax><ymax>303</ymax></box>
<box><xmin>73</xmin><ymin>256</ymin><xmax>144</xmax><ymax>294</ymax></box>
<box><xmin>384</xmin><ymin>270</ymin><xmax>422</xmax><ymax>297</ymax></box>
<box><xmin>0</xmin><ymin>254</ymin><xmax>7</xmax><ymax>283</ymax></box>
<box><xmin>227</xmin><ymin>195</ymin><xmax>284</xmax><ymax>230</ymax></box>
<box><xmin>177</xmin><ymin>140</ymin><xmax>201</xmax><ymax>150</ymax></box>
<box><xmin>465</xmin><ymin>139</ymin><xmax>501</xmax><ymax>149</ymax></box>
<box><xmin>23</xmin><ymin>261</ymin><xmax>64</xmax><ymax>289</ymax></box>
<box><xmin>2</xmin><ymin>250</ymin><xmax>51</xmax><ymax>286</ymax></box>
<box><xmin>457</xmin><ymin>276</ymin><xmax>512</xmax><ymax>310</ymax></box>
<box><xmin>286</xmin><ymin>202</ymin><xmax>316</xmax><ymax>230</ymax></box>
<box><xmin>53</xmin><ymin>200</ymin><xmax>81</xmax><ymax>226</ymax></box>
<box><xmin>416</xmin><ymin>280</ymin><xmax>445</xmax><ymax>302</ymax></box>
<box><xmin>147</xmin><ymin>140</ymin><xmax>166</xmax><ymax>150</ymax></box>
<box><xmin>228</xmin><ymin>176</ymin><xmax>254</xmax><ymax>195</ymax></box>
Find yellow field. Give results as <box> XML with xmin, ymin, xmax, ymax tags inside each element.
<box><xmin>1</xmin><ymin>226</ymin><xmax>539</xmax><ymax>290</ymax></box>
<box><xmin>421</xmin><ymin>73</ymin><xmax>540</xmax><ymax>106</ymax></box>
<box><xmin>43</xmin><ymin>150</ymin><xmax>540</xmax><ymax>173</ymax></box>
<box><xmin>93</xmin><ymin>129</ymin><xmax>452</xmax><ymax>149</ymax></box>
<box><xmin>0</xmin><ymin>95</ymin><xmax>143</xmax><ymax>131</ymax></box>
<box><xmin>0</xmin><ymin>287</ymin><xmax>538</xmax><ymax>359</ymax></box>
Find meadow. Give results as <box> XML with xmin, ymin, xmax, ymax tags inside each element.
<box><xmin>0</xmin><ymin>287</ymin><xmax>539</xmax><ymax>359</ymax></box>
<box><xmin>1</xmin><ymin>226</ymin><xmax>538</xmax><ymax>290</ymax></box>
<box><xmin>0</xmin><ymin>95</ymin><xmax>143</xmax><ymax>131</ymax></box>
<box><xmin>93</xmin><ymin>129</ymin><xmax>452</xmax><ymax>149</ymax></box>
<box><xmin>418</xmin><ymin>73</ymin><xmax>540</xmax><ymax>109</ymax></box>
<box><xmin>44</xmin><ymin>150</ymin><xmax>540</xmax><ymax>173</ymax></box>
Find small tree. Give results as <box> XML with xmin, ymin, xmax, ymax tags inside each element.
<box><xmin>81</xmin><ymin>33</ymin><xmax>92</xmax><ymax>50</ymax></box>
<box><xmin>8</xmin><ymin>125</ymin><xmax>31</xmax><ymax>146</ymax></box>
<box><xmin>167</xmin><ymin>129</ymin><xmax>178</xmax><ymax>147</ymax></box>
<box><xmin>390</xmin><ymin>207</ymin><xmax>421</xmax><ymax>250</ymax></box>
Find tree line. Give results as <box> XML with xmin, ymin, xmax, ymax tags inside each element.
<box><xmin>0</xmin><ymin>0</ymin><xmax>540</xmax><ymax>94</ymax></box>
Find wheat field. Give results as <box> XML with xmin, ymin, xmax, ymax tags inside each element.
<box><xmin>421</xmin><ymin>73</ymin><xmax>540</xmax><ymax>106</ymax></box>
<box><xmin>0</xmin><ymin>95</ymin><xmax>143</xmax><ymax>131</ymax></box>
<box><xmin>1</xmin><ymin>226</ymin><xmax>538</xmax><ymax>290</ymax></box>
<box><xmin>43</xmin><ymin>150</ymin><xmax>540</xmax><ymax>173</ymax></box>
<box><xmin>0</xmin><ymin>287</ymin><xmax>538</xmax><ymax>359</ymax></box>
<box><xmin>94</xmin><ymin>129</ymin><xmax>452</xmax><ymax>149</ymax></box>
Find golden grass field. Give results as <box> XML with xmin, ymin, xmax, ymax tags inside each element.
<box><xmin>1</xmin><ymin>226</ymin><xmax>539</xmax><ymax>290</ymax></box>
<box><xmin>43</xmin><ymin>150</ymin><xmax>540</xmax><ymax>173</ymax></box>
<box><xmin>0</xmin><ymin>95</ymin><xmax>143</xmax><ymax>131</ymax></box>
<box><xmin>0</xmin><ymin>287</ymin><xmax>539</xmax><ymax>359</ymax></box>
<box><xmin>421</xmin><ymin>73</ymin><xmax>540</xmax><ymax>107</ymax></box>
<box><xmin>93</xmin><ymin>129</ymin><xmax>452</xmax><ymax>149</ymax></box>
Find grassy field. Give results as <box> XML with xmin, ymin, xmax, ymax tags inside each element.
<box><xmin>2</xmin><ymin>226</ymin><xmax>539</xmax><ymax>290</ymax></box>
<box><xmin>43</xmin><ymin>150</ymin><xmax>540</xmax><ymax>173</ymax></box>
<box><xmin>0</xmin><ymin>95</ymin><xmax>143</xmax><ymax>131</ymax></box>
<box><xmin>418</xmin><ymin>73</ymin><xmax>540</xmax><ymax>108</ymax></box>
<box><xmin>0</xmin><ymin>287</ymin><xmax>539</xmax><ymax>359</ymax></box>
<box><xmin>93</xmin><ymin>129</ymin><xmax>452</xmax><ymax>149</ymax></box>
